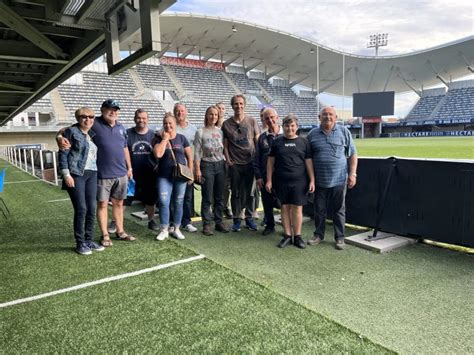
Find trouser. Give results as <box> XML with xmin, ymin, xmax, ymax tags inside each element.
<box><xmin>223</xmin><ymin>164</ymin><xmax>232</xmax><ymax>212</ymax></box>
<box><xmin>66</xmin><ymin>170</ymin><xmax>97</xmax><ymax>244</ymax></box>
<box><xmin>158</xmin><ymin>177</ymin><xmax>187</xmax><ymax>229</ymax></box>
<box><xmin>313</xmin><ymin>184</ymin><xmax>346</xmax><ymax>240</ymax></box>
<box><xmin>201</xmin><ymin>160</ymin><xmax>225</xmax><ymax>225</ymax></box>
<box><xmin>229</xmin><ymin>163</ymin><xmax>254</xmax><ymax>220</ymax></box>
<box><xmin>181</xmin><ymin>183</ymin><xmax>194</xmax><ymax>226</ymax></box>
<box><xmin>260</xmin><ymin>185</ymin><xmax>275</xmax><ymax>229</ymax></box>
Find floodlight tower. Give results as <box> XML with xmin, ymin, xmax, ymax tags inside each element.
<box><xmin>367</xmin><ymin>33</ymin><xmax>388</xmax><ymax>56</ymax></box>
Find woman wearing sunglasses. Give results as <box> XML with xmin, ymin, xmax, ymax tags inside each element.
<box><xmin>58</xmin><ymin>107</ymin><xmax>104</xmax><ymax>255</ymax></box>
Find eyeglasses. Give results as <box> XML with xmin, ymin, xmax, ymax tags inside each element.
<box><xmin>78</xmin><ymin>115</ymin><xmax>95</xmax><ymax>120</ymax></box>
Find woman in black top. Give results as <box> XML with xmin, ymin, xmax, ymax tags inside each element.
<box><xmin>266</xmin><ymin>114</ymin><xmax>315</xmax><ymax>249</ymax></box>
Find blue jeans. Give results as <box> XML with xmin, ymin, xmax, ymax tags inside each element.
<box><xmin>66</xmin><ymin>170</ymin><xmax>97</xmax><ymax>244</ymax></box>
<box><xmin>158</xmin><ymin>177</ymin><xmax>187</xmax><ymax>229</ymax></box>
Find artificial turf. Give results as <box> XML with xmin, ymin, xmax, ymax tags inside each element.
<box><xmin>354</xmin><ymin>136</ymin><xmax>474</xmax><ymax>159</ymax></box>
<box><xmin>1</xmin><ymin>162</ymin><xmax>392</xmax><ymax>353</ymax></box>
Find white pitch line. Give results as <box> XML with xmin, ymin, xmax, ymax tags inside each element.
<box><xmin>0</xmin><ymin>254</ymin><xmax>206</xmax><ymax>309</ymax></box>
<box><xmin>47</xmin><ymin>198</ymin><xmax>70</xmax><ymax>203</ymax></box>
<box><xmin>4</xmin><ymin>180</ymin><xmax>40</xmax><ymax>184</ymax></box>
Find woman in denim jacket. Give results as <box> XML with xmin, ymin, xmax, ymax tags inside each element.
<box><xmin>58</xmin><ymin>107</ymin><xmax>104</xmax><ymax>255</ymax></box>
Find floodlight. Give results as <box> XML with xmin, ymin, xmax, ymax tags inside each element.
<box><xmin>367</xmin><ymin>32</ymin><xmax>389</xmax><ymax>56</ymax></box>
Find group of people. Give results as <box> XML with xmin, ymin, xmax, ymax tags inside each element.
<box><xmin>58</xmin><ymin>95</ymin><xmax>358</xmax><ymax>255</ymax></box>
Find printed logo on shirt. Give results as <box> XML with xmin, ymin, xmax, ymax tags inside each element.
<box><xmin>284</xmin><ymin>143</ymin><xmax>296</xmax><ymax>147</ymax></box>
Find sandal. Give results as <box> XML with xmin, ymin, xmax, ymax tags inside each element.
<box><xmin>100</xmin><ymin>235</ymin><xmax>113</xmax><ymax>247</ymax></box>
<box><xmin>116</xmin><ymin>232</ymin><xmax>136</xmax><ymax>242</ymax></box>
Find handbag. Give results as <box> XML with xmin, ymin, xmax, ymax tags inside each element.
<box><xmin>168</xmin><ymin>142</ymin><xmax>193</xmax><ymax>182</ymax></box>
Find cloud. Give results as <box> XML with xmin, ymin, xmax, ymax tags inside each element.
<box><xmin>167</xmin><ymin>0</ymin><xmax>473</xmax><ymax>55</ymax></box>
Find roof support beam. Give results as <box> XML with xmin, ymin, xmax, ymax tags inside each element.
<box><xmin>383</xmin><ymin>66</ymin><xmax>395</xmax><ymax>92</ymax></box>
<box><xmin>180</xmin><ymin>46</ymin><xmax>196</xmax><ymax>59</ymax></box>
<box><xmin>225</xmin><ymin>53</ymin><xmax>241</xmax><ymax>66</ymax></box>
<box><xmin>426</xmin><ymin>60</ymin><xmax>450</xmax><ymax>88</ymax></box>
<box><xmin>0</xmin><ymin>2</ymin><xmax>67</xmax><ymax>59</ymax></box>
<box><xmin>0</xmin><ymin>82</ymin><xmax>32</xmax><ymax>91</ymax></box>
<box><xmin>354</xmin><ymin>67</ymin><xmax>360</xmax><ymax>93</ymax></box>
<box><xmin>396</xmin><ymin>68</ymin><xmax>422</xmax><ymax>97</ymax></box>
<box><xmin>319</xmin><ymin>67</ymin><xmax>352</xmax><ymax>93</ymax></box>
<box><xmin>76</xmin><ymin>1</ymin><xmax>98</xmax><ymax>24</ymax></box>
<box><xmin>266</xmin><ymin>66</ymin><xmax>286</xmax><ymax>80</ymax></box>
<box><xmin>203</xmin><ymin>49</ymin><xmax>219</xmax><ymax>62</ymax></box>
<box><xmin>289</xmin><ymin>75</ymin><xmax>309</xmax><ymax>88</ymax></box>
<box><xmin>244</xmin><ymin>59</ymin><xmax>263</xmax><ymax>73</ymax></box>
<box><xmin>0</xmin><ymin>55</ymin><xmax>68</xmax><ymax>65</ymax></box>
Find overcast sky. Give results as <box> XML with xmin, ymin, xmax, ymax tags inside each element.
<box><xmin>166</xmin><ymin>0</ymin><xmax>474</xmax><ymax>116</ymax></box>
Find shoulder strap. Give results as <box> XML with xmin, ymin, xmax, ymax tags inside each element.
<box><xmin>167</xmin><ymin>139</ymin><xmax>177</xmax><ymax>163</ymax></box>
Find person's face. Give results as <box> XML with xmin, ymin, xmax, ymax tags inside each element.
<box><xmin>283</xmin><ymin>121</ymin><xmax>298</xmax><ymax>138</ymax></box>
<box><xmin>263</xmin><ymin>110</ymin><xmax>278</xmax><ymax>132</ymax></box>
<box><xmin>217</xmin><ymin>104</ymin><xmax>225</xmax><ymax>117</ymax></box>
<box><xmin>102</xmin><ymin>107</ymin><xmax>119</xmax><ymax>123</ymax></box>
<box><xmin>134</xmin><ymin>112</ymin><xmax>149</xmax><ymax>129</ymax></box>
<box><xmin>206</xmin><ymin>108</ymin><xmax>219</xmax><ymax>126</ymax></box>
<box><xmin>231</xmin><ymin>97</ymin><xmax>245</xmax><ymax>116</ymax></box>
<box><xmin>76</xmin><ymin>111</ymin><xmax>95</xmax><ymax>131</ymax></box>
<box><xmin>319</xmin><ymin>107</ymin><xmax>337</xmax><ymax>130</ymax></box>
<box><xmin>174</xmin><ymin>105</ymin><xmax>187</xmax><ymax>122</ymax></box>
<box><xmin>163</xmin><ymin>116</ymin><xmax>176</xmax><ymax>132</ymax></box>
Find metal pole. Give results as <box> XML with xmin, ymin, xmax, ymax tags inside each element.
<box><xmin>23</xmin><ymin>149</ymin><xmax>28</xmax><ymax>172</ymax></box>
<box><xmin>342</xmin><ymin>53</ymin><xmax>345</xmax><ymax>126</ymax></box>
<box><xmin>316</xmin><ymin>46</ymin><xmax>320</xmax><ymax>115</ymax></box>
<box><xmin>30</xmin><ymin>149</ymin><xmax>35</xmax><ymax>176</ymax></box>
<box><xmin>52</xmin><ymin>151</ymin><xmax>58</xmax><ymax>185</ymax></box>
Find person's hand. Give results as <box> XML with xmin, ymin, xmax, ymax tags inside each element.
<box><xmin>64</xmin><ymin>175</ymin><xmax>75</xmax><ymax>188</ymax></box>
<box><xmin>195</xmin><ymin>170</ymin><xmax>202</xmax><ymax>184</ymax></box>
<box><xmin>57</xmin><ymin>137</ymin><xmax>71</xmax><ymax>150</ymax></box>
<box><xmin>187</xmin><ymin>179</ymin><xmax>194</xmax><ymax>185</ymax></box>
<box><xmin>348</xmin><ymin>175</ymin><xmax>357</xmax><ymax>189</ymax></box>
<box><xmin>256</xmin><ymin>178</ymin><xmax>264</xmax><ymax>189</ymax></box>
<box><xmin>127</xmin><ymin>169</ymin><xmax>133</xmax><ymax>179</ymax></box>
<box><xmin>308</xmin><ymin>180</ymin><xmax>315</xmax><ymax>193</ymax></box>
<box><xmin>226</xmin><ymin>159</ymin><xmax>234</xmax><ymax>167</ymax></box>
<box><xmin>265</xmin><ymin>180</ymin><xmax>272</xmax><ymax>194</ymax></box>
<box><xmin>161</xmin><ymin>131</ymin><xmax>171</xmax><ymax>141</ymax></box>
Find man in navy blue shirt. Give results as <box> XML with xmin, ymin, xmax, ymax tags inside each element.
<box><xmin>126</xmin><ymin>109</ymin><xmax>158</xmax><ymax>231</ymax></box>
<box><xmin>306</xmin><ymin>107</ymin><xmax>358</xmax><ymax>250</ymax></box>
<box><xmin>58</xmin><ymin>99</ymin><xmax>134</xmax><ymax>247</ymax></box>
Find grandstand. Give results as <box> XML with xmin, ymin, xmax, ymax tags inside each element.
<box><xmin>23</xmin><ymin>57</ymin><xmax>324</xmax><ymax>128</ymax></box>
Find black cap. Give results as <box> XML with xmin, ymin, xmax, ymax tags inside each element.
<box><xmin>101</xmin><ymin>99</ymin><xmax>120</xmax><ymax>110</ymax></box>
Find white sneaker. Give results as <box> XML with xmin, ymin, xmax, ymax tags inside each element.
<box><xmin>171</xmin><ymin>227</ymin><xmax>185</xmax><ymax>240</ymax></box>
<box><xmin>156</xmin><ymin>229</ymin><xmax>169</xmax><ymax>241</ymax></box>
<box><xmin>184</xmin><ymin>224</ymin><xmax>197</xmax><ymax>233</ymax></box>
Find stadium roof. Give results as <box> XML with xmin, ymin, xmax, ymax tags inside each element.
<box><xmin>1</xmin><ymin>7</ymin><xmax>473</xmax><ymax>125</ymax></box>
<box><xmin>152</xmin><ymin>14</ymin><xmax>474</xmax><ymax>95</ymax></box>
<box><xmin>0</xmin><ymin>0</ymin><xmax>175</xmax><ymax>126</ymax></box>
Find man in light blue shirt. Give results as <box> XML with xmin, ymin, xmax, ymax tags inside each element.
<box><xmin>306</xmin><ymin>107</ymin><xmax>358</xmax><ymax>250</ymax></box>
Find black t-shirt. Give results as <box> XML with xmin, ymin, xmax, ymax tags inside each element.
<box><xmin>269</xmin><ymin>136</ymin><xmax>311</xmax><ymax>182</ymax></box>
<box><xmin>152</xmin><ymin>134</ymin><xmax>189</xmax><ymax>178</ymax></box>
<box><xmin>126</xmin><ymin>128</ymin><xmax>155</xmax><ymax>176</ymax></box>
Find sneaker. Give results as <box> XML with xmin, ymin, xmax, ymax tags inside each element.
<box><xmin>252</xmin><ymin>211</ymin><xmax>259</xmax><ymax>220</ymax></box>
<box><xmin>231</xmin><ymin>219</ymin><xmax>241</xmax><ymax>232</ymax></box>
<box><xmin>335</xmin><ymin>239</ymin><xmax>346</xmax><ymax>250</ymax></box>
<box><xmin>278</xmin><ymin>235</ymin><xmax>292</xmax><ymax>248</ymax></box>
<box><xmin>215</xmin><ymin>222</ymin><xmax>229</xmax><ymax>233</ymax></box>
<box><xmin>156</xmin><ymin>229</ymin><xmax>169</xmax><ymax>241</ymax></box>
<box><xmin>307</xmin><ymin>235</ymin><xmax>323</xmax><ymax>246</ymax></box>
<box><xmin>87</xmin><ymin>241</ymin><xmax>105</xmax><ymax>252</ymax></box>
<box><xmin>202</xmin><ymin>224</ymin><xmax>213</xmax><ymax>236</ymax></box>
<box><xmin>107</xmin><ymin>220</ymin><xmax>117</xmax><ymax>234</ymax></box>
<box><xmin>245</xmin><ymin>218</ymin><xmax>258</xmax><ymax>231</ymax></box>
<box><xmin>224</xmin><ymin>209</ymin><xmax>233</xmax><ymax>219</ymax></box>
<box><xmin>183</xmin><ymin>224</ymin><xmax>197</xmax><ymax>233</ymax></box>
<box><xmin>262</xmin><ymin>227</ymin><xmax>275</xmax><ymax>236</ymax></box>
<box><xmin>171</xmin><ymin>227</ymin><xmax>185</xmax><ymax>240</ymax></box>
<box><xmin>148</xmin><ymin>219</ymin><xmax>160</xmax><ymax>231</ymax></box>
<box><xmin>293</xmin><ymin>236</ymin><xmax>306</xmax><ymax>249</ymax></box>
<box><xmin>76</xmin><ymin>243</ymin><xmax>92</xmax><ymax>255</ymax></box>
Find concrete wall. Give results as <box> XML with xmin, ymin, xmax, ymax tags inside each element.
<box><xmin>0</xmin><ymin>132</ymin><xmax>58</xmax><ymax>150</ymax></box>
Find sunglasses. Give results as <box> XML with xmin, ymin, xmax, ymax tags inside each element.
<box><xmin>78</xmin><ymin>115</ymin><xmax>95</xmax><ymax>120</ymax></box>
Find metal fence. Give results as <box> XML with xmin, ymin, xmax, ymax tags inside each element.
<box><xmin>0</xmin><ymin>146</ymin><xmax>60</xmax><ymax>186</ymax></box>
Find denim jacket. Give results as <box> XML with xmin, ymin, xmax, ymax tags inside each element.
<box><xmin>58</xmin><ymin>124</ymin><xmax>96</xmax><ymax>176</ymax></box>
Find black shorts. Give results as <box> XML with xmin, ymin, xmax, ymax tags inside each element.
<box><xmin>132</xmin><ymin>175</ymin><xmax>157</xmax><ymax>206</ymax></box>
<box><xmin>274</xmin><ymin>179</ymin><xmax>308</xmax><ymax>206</ymax></box>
